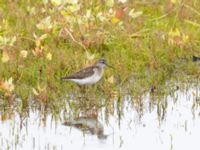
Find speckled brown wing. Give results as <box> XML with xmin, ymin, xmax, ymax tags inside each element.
<box><xmin>61</xmin><ymin>66</ymin><xmax>97</xmax><ymax>80</ymax></box>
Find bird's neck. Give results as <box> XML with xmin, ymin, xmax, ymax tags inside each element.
<box><xmin>95</xmin><ymin>65</ymin><xmax>104</xmax><ymax>75</ymax></box>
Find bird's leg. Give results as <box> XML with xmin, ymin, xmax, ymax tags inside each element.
<box><xmin>84</xmin><ymin>85</ymin><xmax>90</xmax><ymax>98</ymax></box>
<box><xmin>82</xmin><ymin>85</ymin><xmax>91</xmax><ymax>98</ymax></box>
<box><xmin>78</xmin><ymin>85</ymin><xmax>86</xmax><ymax>97</ymax></box>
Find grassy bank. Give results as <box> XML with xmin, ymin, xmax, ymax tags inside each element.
<box><xmin>0</xmin><ymin>0</ymin><xmax>199</xmax><ymax>108</ymax></box>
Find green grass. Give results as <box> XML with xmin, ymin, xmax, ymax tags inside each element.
<box><xmin>0</xmin><ymin>0</ymin><xmax>199</xmax><ymax>111</ymax></box>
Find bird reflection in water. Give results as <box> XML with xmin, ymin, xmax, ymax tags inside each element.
<box><xmin>63</xmin><ymin>116</ymin><xmax>107</xmax><ymax>140</ymax></box>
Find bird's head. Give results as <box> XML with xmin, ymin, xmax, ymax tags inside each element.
<box><xmin>96</xmin><ymin>58</ymin><xmax>114</xmax><ymax>69</ymax></box>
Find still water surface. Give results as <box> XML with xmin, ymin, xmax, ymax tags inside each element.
<box><xmin>0</xmin><ymin>85</ymin><xmax>199</xmax><ymax>150</ymax></box>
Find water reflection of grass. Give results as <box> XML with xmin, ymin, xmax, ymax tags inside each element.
<box><xmin>0</xmin><ymin>85</ymin><xmax>199</xmax><ymax>149</ymax></box>
<box><xmin>0</xmin><ymin>0</ymin><xmax>199</xmax><ymax>113</ymax></box>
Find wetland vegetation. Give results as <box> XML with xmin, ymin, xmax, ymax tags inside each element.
<box><xmin>0</xmin><ymin>0</ymin><xmax>199</xmax><ymax>108</ymax></box>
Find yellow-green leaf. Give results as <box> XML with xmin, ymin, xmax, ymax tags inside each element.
<box><xmin>32</xmin><ymin>88</ymin><xmax>39</xmax><ymax>96</ymax></box>
<box><xmin>182</xmin><ymin>34</ymin><xmax>189</xmax><ymax>44</ymax></box>
<box><xmin>107</xmin><ymin>75</ymin><xmax>114</xmax><ymax>84</ymax></box>
<box><xmin>46</xmin><ymin>52</ymin><xmax>52</xmax><ymax>61</ymax></box>
<box><xmin>129</xmin><ymin>9</ymin><xmax>143</xmax><ymax>19</ymax></box>
<box><xmin>9</xmin><ymin>36</ymin><xmax>16</xmax><ymax>46</ymax></box>
<box><xmin>85</xmin><ymin>50</ymin><xmax>95</xmax><ymax>61</ymax></box>
<box><xmin>51</xmin><ymin>0</ymin><xmax>64</xmax><ymax>6</ymax></box>
<box><xmin>36</xmin><ymin>16</ymin><xmax>52</xmax><ymax>31</ymax></box>
<box><xmin>111</xmin><ymin>17</ymin><xmax>120</xmax><ymax>24</ymax></box>
<box><xmin>1</xmin><ymin>51</ymin><xmax>9</xmax><ymax>63</ymax></box>
<box><xmin>171</xmin><ymin>0</ymin><xmax>180</xmax><ymax>4</ymax></box>
<box><xmin>168</xmin><ymin>28</ymin><xmax>181</xmax><ymax>37</ymax></box>
<box><xmin>20</xmin><ymin>50</ymin><xmax>28</xmax><ymax>58</ymax></box>
<box><xmin>106</xmin><ymin>0</ymin><xmax>114</xmax><ymax>7</ymax></box>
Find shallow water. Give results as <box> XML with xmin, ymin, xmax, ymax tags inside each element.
<box><xmin>0</xmin><ymin>85</ymin><xmax>199</xmax><ymax>150</ymax></box>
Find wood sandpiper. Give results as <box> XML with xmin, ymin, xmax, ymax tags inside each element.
<box><xmin>61</xmin><ymin>58</ymin><xmax>113</xmax><ymax>85</ymax></box>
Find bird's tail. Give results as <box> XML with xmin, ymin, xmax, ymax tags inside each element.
<box><xmin>60</xmin><ymin>77</ymin><xmax>69</xmax><ymax>81</ymax></box>
<box><xmin>193</xmin><ymin>56</ymin><xmax>200</xmax><ymax>62</ymax></box>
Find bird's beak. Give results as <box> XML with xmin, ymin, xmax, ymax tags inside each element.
<box><xmin>106</xmin><ymin>63</ymin><xmax>114</xmax><ymax>69</ymax></box>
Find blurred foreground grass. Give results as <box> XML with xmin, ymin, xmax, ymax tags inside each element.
<box><xmin>0</xmin><ymin>0</ymin><xmax>199</xmax><ymax>108</ymax></box>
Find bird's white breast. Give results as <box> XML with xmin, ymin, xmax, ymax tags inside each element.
<box><xmin>69</xmin><ymin>68</ymin><xmax>104</xmax><ymax>85</ymax></box>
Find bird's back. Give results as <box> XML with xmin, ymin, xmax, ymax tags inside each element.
<box><xmin>61</xmin><ymin>66</ymin><xmax>97</xmax><ymax>80</ymax></box>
